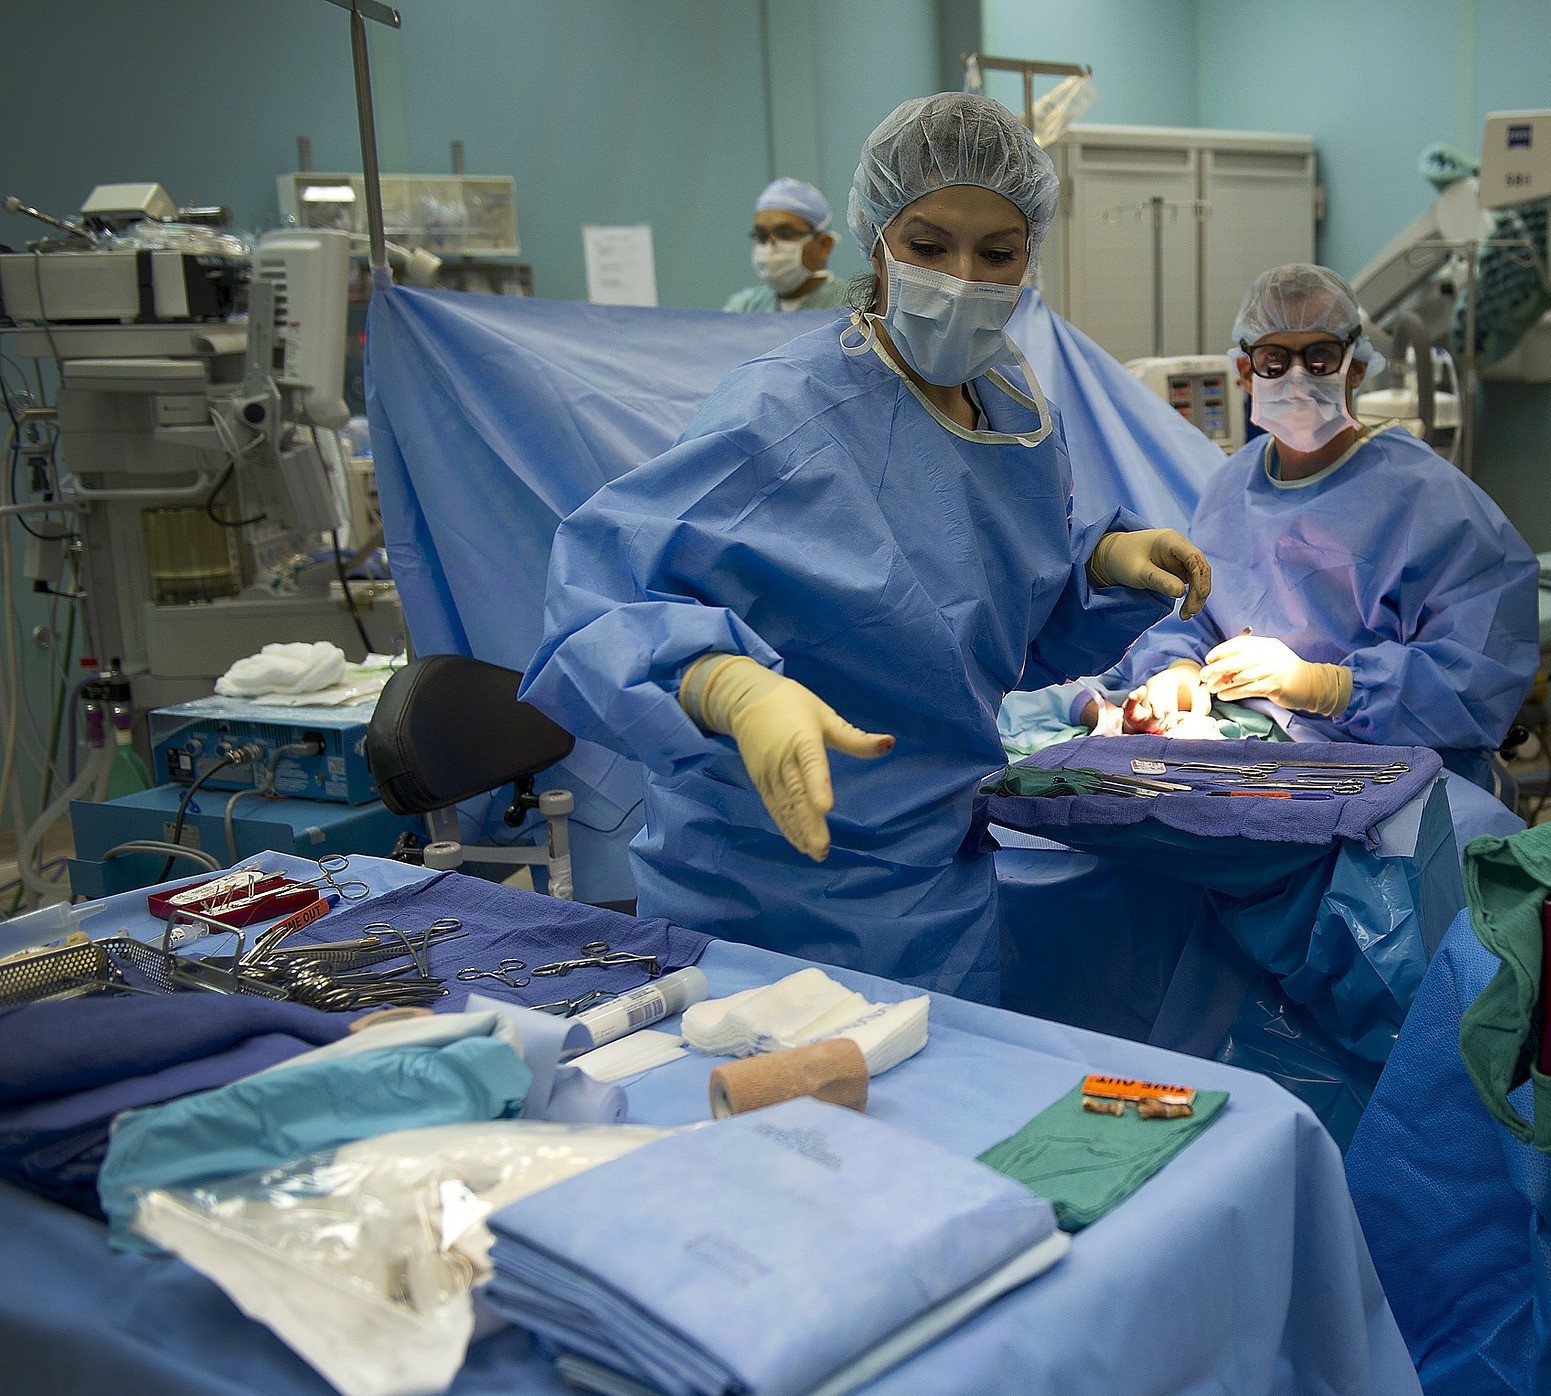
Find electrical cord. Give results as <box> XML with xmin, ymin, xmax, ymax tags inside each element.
<box><xmin>332</xmin><ymin>529</ymin><xmax>374</xmax><ymax>655</ymax></box>
<box><xmin>206</xmin><ymin>412</ymin><xmax>266</xmax><ymax>527</ymax></box>
<box><xmin>154</xmin><ymin>749</ymin><xmax>253</xmax><ymax>881</ymax></box>
<box><xmin>2</xmin><ymin>381</ymin><xmax>60</xmax><ymax>542</ymax></box>
<box><xmin>220</xmin><ymin>741</ymin><xmax>319</xmax><ymax>860</ymax></box>
<box><xmin>106</xmin><ymin>841</ymin><xmax>222</xmax><ymax>874</ymax></box>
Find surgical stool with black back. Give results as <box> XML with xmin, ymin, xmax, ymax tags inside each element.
<box><xmin>366</xmin><ymin>654</ymin><xmax>578</xmax><ymax>897</ymax></box>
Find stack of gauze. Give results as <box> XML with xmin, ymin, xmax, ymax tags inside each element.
<box><xmin>681</xmin><ymin>968</ymin><xmax>929</xmax><ymax>1075</ymax></box>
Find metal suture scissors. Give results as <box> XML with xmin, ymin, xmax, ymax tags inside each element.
<box><xmin>456</xmin><ymin>957</ymin><xmax>532</xmax><ymax>988</ymax></box>
<box><xmin>302</xmin><ymin>853</ymin><xmax>372</xmax><ymax>902</ymax></box>
<box><xmin>529</xmin><ymin>942</ymin><xmax>662</xmax><ymax>979</ymax></box>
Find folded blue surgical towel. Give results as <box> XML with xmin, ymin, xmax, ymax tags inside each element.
<box><xmin>485</xmin><ymin>1097</ymin><xmax>1067</xmax><ymax>1396</ymax></box>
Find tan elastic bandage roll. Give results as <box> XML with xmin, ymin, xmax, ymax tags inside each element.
<box><xmin>708</xmin><ymin>1038</ymin><xmax>869</xmax><ymax>1120</ymax></box>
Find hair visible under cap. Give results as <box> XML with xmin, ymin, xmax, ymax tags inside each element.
<box><xmin>846</xmin><ymin>92</ymin><xmax>1059</xmax><ymax>259</ymax></box>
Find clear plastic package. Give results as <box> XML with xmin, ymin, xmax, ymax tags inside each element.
<box><xmin>131</xmin><ymin>1120</ymin><xmax>675</xmax><ymax>1396</ymax></box>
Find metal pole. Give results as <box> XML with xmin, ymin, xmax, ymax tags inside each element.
<box><xmin>1461</xmin><ymin>243</ymin><xmax>1478</xmax><ymax>478</ymax></box>
<box><xmin>297</xmin><ymin>136</ymin><xmax>313</xmax><ymax>173</ymax></box>
<box><xmin>451</xmin><ymin>140</ymin><xmax>466</xmax><ymax>175</ymax></box>
<box><xmin>1150</xmin><ymin>196</ymin><xmax>1165</xmax><ymax>357</ymax></box>
<box><xmin>348</xmin><ymin>2</ymin><xmax>389</xmax><ymax>273</ymax></box>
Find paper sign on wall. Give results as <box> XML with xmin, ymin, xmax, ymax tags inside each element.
<box><xmin>582</xmin><ymin>224</ymin><xmax>659</xmax><ymax>306</ymax></box>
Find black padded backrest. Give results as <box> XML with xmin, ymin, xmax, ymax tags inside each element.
<box><xmin>366</xmin><ymin>655</ymin><xmax>575</xmax><ymax>816</ymax></box>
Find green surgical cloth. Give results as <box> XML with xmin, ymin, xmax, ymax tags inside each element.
<box><xmin>978</xmin><ymin>1083</ymin><xmax>1229</xmax><ymax>1231</ymax></box>
<box><xmin>982</xmin><ymin>767</ymin><xmax>1103</xmax><ymax>798</ymax></box>
<box><xmin>1458</xmin><ymin>824</ymin><xmax>1551</xmax><ymax>1148</ymax></box>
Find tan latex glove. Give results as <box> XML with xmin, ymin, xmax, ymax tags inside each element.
<box><xmin>1125</xmin><ymin>661</ymin><xmax>1212</xmax><ymax>730</ymax></box>
<box><xmin>1087</xmin><ymin>529</ymin><xmax>1212</xmax><ymax>620</ymax></box>
<box><xmin>1198</xmin><ymin>635</ymin><xmax>1353</xmax><ymax>717</ymax></box>
<box><xmin>679</xmin><ymin>655</ymin><xmax>895</xmax><ymax>861</ymax></box>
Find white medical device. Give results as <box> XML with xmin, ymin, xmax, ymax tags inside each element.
<box><xmin>1126</xmin><ymin>354</ymin><xmax>1245</xmax><ymax>452</ymax></box>
<box><xmin>252</xmin><ymin>228</ymin><xmax>352</xmax><ymax>430</ymax></box>
<box><xmin>1478</xmin><ymin>110</ymin><xmax>1551</xmax><ymax>209</ymax></box>
<box><xmin>0</xmin><ymin>186</ymin><xmax>399</xmax><ymax>722</ymax></box>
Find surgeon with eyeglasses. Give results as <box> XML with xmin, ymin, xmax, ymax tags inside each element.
<box><xmin>1098</xmin><ymin>262</ymin><xmax>1537</xmax><ymax>800</ymax></box>
<box><xmin>723</xmin><ymin>177</ymin><xmax>853</xmax><ymax>313</ymax></box>
<box><xmin>522</xmin><ymin>94</ymin><xmax>1210</xmax><ymax>1003</ymax></box>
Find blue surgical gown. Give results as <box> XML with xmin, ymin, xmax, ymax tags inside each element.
<box><xmin>520</xmin><ymin>320</ymin><xmax>1167</xmax><ymax>1002</ymax></box>
<box><xmin>1109</xmin><ymin>425</ymin><xmax>1538</xmax><ymax>789</ymax></box>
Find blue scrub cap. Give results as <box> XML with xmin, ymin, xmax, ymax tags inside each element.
<box><xmin>756</xmin><ymin>177</ymin><xmax>833</xmax><ymax>233</ymax></box>
<box><xmin>847</xmin><ymin>92</ymin><xmax>1059</xmax><ymax>258</ymax></box>
<box><xmin>1231</xmin><ymin>263</ymin><xmax>1387</xmax><ymax>378</ymax></box>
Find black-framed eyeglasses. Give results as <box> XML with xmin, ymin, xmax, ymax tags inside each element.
<box><xmin>1238</xmin><ymin>336</ymin><xmax>1355</xmax><ymax>379</ymax></box>
<box><xmin>749</xmin><ymin>227</ymin><xmax>812</xmax><ymax>246</ymax></box>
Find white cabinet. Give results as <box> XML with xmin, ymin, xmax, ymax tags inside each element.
<box><xmin>1040</xmin><ymin>126</ymin><xmax>1316</xmax><ymax>361</ymax></box>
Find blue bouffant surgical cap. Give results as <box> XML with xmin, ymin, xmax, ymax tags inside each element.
<box><xmin>1231</xmin><ymin>263</ymin><xmax>1388</xmax><ymax>377</ymax></box>
<box><xmin>755</xmin><ymin>178</ymin><xmax>833</xmax><ymax>233</ymax></box>
<box><xmin>847</xmin><ymin>92</ymin><xmax>1059</xmax><ymax>258</ymax></box>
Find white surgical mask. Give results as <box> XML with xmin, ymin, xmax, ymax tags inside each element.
<box><xmin>872</xmin><ymin>238</ymin><xmax>1024</xmax><ymax>387</ymax></box>
<box><xmin>752</xmin><ymin>238</ymin><xmax>812</xmax><ymax>296</ymax></box>
<box><xmin>1250</xmin><ymin>348</ymin><xmax>1360</xmax><ymax>452</ymax></box>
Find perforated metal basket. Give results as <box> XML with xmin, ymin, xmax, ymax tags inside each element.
<box><xmin>0</xmin><ymin>937</ymin><xmax>182</xmax><ymax>1007</ymax></box>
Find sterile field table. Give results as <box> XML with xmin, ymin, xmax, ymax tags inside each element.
<box><xmin>1</xmin><ymin>854</ymin><xmax>1420</xmax><ymax>1396</ymax></box>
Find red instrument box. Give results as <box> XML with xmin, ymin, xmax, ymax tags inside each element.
<box><xmin>147</xmin><ymin>871</ymin><xmax>316</xmax><ymax>927</ymax></box>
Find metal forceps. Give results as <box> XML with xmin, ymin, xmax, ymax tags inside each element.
<box><xmin>360</xmin><ymin>916</ymin><xmax>463</xmax><ymax>977</ymax></box>
<box><xmin>1132</xmin><ymin>758</ymin><xmax>1279</xmax><ymax>778</ymax></box>
<box><xmin>456</xmin><ymin>957</ymin><xmax>532</xmax><ymax>988</ymax></box>
<box><xmin>303</xmin><ymin>853</ymin><xmax>372</xmax><ymax>902</ymax></box>
<box><xmin>1235</xmin><ymin>778</ymin><xmax>1367</xmax><ymax>795</ymax></box>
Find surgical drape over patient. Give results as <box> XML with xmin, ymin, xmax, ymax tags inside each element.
<box><xmin>520</xmin><ymin>319</ymin><xmax>1167</xmax><ymax>1001</ymax></box>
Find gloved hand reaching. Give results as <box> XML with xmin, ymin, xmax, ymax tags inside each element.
<box><xmin>1087</xmin><ymin>529</ymin><xmax>1212</xmax><ymax>620</ymax></box>
<box><xmin>680</xmin><ymin>656</ymin><xmax>895</xmax><ymax>861</ymax></box>
<box><xmin>1198</xmin><ymin>635</ymin><xmax>1352</xmax><ymax>716</ymax></box>
<box><xmin>1123</xmin><ymin>661</ymin><xmax>1212</xmax><ymax>732</ymax></box>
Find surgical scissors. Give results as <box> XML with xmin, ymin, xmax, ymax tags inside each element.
<box><xmin>531</xmin><ymin>949</ymin><xmax>661</xmax><ymax>978</ymax></box>
<box><xmin>456</xmin><ymin>957</ymin><xmax>532</xmax><ymax>988</ymax></box>
<box><xmin>533</xmin><ymin>987</ymin><xmax>617</xmax><ymax>1016</ymax></box>
<box><xmin>303</xmin><ymin>853</ymin><xmax>372</xmax><ymax>902</ymax></box>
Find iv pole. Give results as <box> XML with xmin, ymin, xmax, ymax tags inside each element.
<box><xmin>321</xmin><ymin>0</ymin><xmax>399</xmax><ymax>279</ymax></box>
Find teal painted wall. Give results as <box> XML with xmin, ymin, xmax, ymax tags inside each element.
<box><xmin>809</xmin><ymin>0</ymin><xmax>943</xmax><ymax>282</ymax></box>
<box><xmin>1194</xmin><ymin>0</ymin><xmax>1479</xmax><ymax>282</ymax></box>
<box><xmin>981</xmin><ymin>0</ymin><xmax>1201</xmax><ymax>129</ymax></box>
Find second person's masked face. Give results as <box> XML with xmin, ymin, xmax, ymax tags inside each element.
<box><xmin>752</xmin><ymin>237</ymin><xmax>812</xmax><ymax>295</ymax></box>
<box><xmin>1250</xmin><ymin>347</ymin><xmax>1360</xmax><ymax>453</ymax></box>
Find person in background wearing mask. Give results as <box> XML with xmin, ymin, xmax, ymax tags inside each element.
<box><xmin>1095</xmin><ymin>263</ymin><xmax>1537</xmax><ymax>827</ymax></box>
<box><xmin>522</xmin><ymin>94</ymin><xmax>1209</xmax><ymax>1004</ymax></box>
<box><xmin>723</xmin><ymin>177</ymin><xmax>853</xmax><ymax>313</ymax></box>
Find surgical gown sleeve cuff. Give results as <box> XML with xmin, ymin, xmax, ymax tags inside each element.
<box><xmin>520</xmin><ymin>608</ymin><xmax>785</xmax><ymax>777</ymax></box>
<box><xmin>1066</xmin><ymin>681</ymin><xmax>1106</xmax><ymax>727</ymax></box>
<box><xmin>1023</xmin><ymin>508</ymin><xmax>1173</xmax><ymax>689</ymax></box>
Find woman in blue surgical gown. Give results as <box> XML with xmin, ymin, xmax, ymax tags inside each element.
<box><xmin>1102</xmin><ymin>263</ymin><xmax>1537</xmax><ymax>841</ymax></box>
<box><xmin>520</xmin><ymin>94</ymin><xmax>1210</xmax><ymax>1002</ymax></box>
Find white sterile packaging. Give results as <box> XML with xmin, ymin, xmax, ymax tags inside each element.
<box><xmin>131</xmin><ymin>1120</ymin><xmax>674</xmax><ymax>1396</ymax></box>
<box><xmin>681</xmin><ymin>967</ymin><xmax>929</xmax><ymax>1074</ymax></box>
